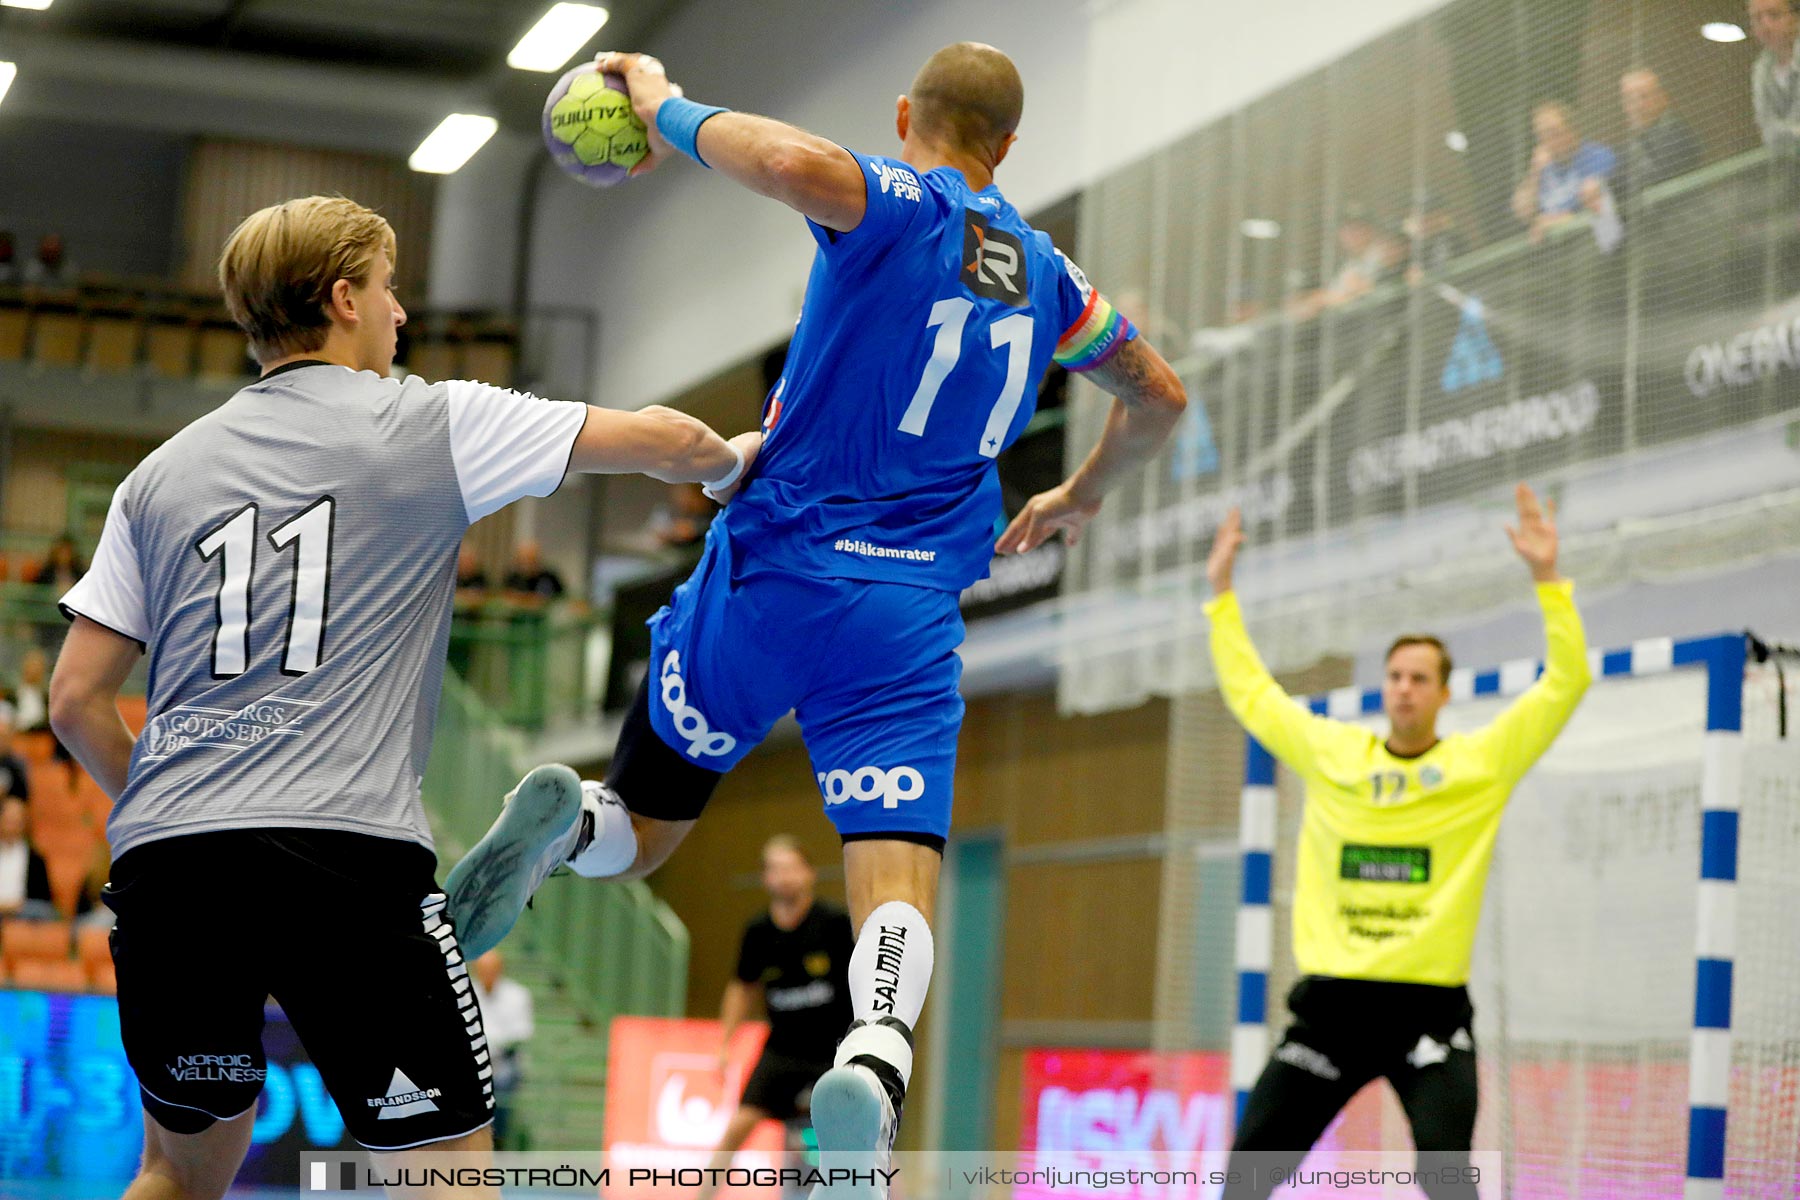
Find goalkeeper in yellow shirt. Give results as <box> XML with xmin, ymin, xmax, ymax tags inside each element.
<box><xmin>1210</xmin><ymin>484</ymin><xmax>1590</xmax><ymax>1200</ymax></box>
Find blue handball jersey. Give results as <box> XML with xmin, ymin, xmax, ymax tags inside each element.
<box><xmin>721</xmin><ymin>150</ymin><xmax>1136</xmax><ymax>593</ymax></box>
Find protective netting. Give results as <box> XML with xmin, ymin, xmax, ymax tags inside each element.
<box><xmin>1728</xmin><ymin>663</ymin><xmax>1800</xmax><ymax>1199</ymax></box>
<box><xmin>1061</xmin><ymin>0</ymin><xmax>1800</xmax><ymax>716</ymax></box>
<box><xmin>1204</xmin><ymin>660</ymin><xmax>1800</xmax><ymax>1197</ymax></box>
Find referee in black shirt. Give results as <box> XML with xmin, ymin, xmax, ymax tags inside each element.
<box><xmin>700</xmin><ymin>835</ymin><xmax>853</xmax><ymax>1199</ymax></box>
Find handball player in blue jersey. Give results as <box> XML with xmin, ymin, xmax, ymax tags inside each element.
<box><xmin>450</xmin><ymin>42</ymin><xmax>1187</xmax><ymax>1173</ymax></box>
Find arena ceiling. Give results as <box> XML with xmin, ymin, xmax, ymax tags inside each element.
<box><xmin>0</xmin><ymin>0</ymin><xmax>687</xmax><ymax>155</ymax></box>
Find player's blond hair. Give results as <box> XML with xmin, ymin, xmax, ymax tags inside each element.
<box><xmin>218</xmin><ymin>195</ymin><xmax>397</xmax><ymax>363</ymax></box>
<box><xmin>909</xmin><ymin>42</ymin><xmax>1024</xmax><ymax>156</ymax></box>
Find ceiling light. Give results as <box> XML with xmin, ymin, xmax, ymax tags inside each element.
<box><xmin>1241</xmin><ymin>219</ymin><xmax>1282</xmax><ymax>240</ymax></box>
<box><xmin>410</xmin><ymin>114</ymin><xmax>499</xmax><ymax>174</ymax></box>
<box><xmin>0</xmin><ymin>63</ymin><xmax>14</xmax><ymax>107</ymax></box>
<box><xmin>508</xmin><ymin>3</ymin><xmax>611</xmax><ymax>72</ymax></box>
<box><xmin>1445</xmin><ymin>130</ymin><xmax>1470</xmax><ymax>152</ymax></box>
<box><xmin>0</xmin><ymin>0</ymin><xmax>54</xmax><ymax>10</ymax></box>
<box><xmin>1702</xmin><ymin>22</ymin><xmax>1747</xmax><ymax>43</ymax></box>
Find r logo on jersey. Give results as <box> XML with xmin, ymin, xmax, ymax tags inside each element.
<box><xmin>962</xmin><ymin>211</ymin><xmax>1028</xmax><ymax>307</ymax></box>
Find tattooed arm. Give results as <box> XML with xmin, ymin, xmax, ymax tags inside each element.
<box><xmin>997</xmin><ymin>338</ymin><xmax>1188</xmax><ymax>553</ymax></box>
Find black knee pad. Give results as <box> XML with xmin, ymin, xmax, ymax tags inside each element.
<box><xmin>607</xmin><ymin>678</ymin><xmax>726</xmax><ymax>821</ymax></box>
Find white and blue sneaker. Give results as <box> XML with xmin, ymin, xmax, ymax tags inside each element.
<box><xmin>809</xmin><ymin>1063</ymin><xmax>897</xmax><ymax>1200</ymax></box>
<box><xmin>445</xmin><ymin>764</ymin><xmax>584</xmax><ymax>958</ymax></box>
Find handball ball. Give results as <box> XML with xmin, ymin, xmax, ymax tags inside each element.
<box><xmin>543</xmin><ymin>65</ymin><xmax>649</xmax><ymax>187</ymax></box>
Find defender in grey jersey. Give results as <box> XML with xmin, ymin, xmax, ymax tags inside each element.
<box><xmin>49</xmin><ymin>195</ymin><xmax>759</xmax><ymax>1200</ymax></box>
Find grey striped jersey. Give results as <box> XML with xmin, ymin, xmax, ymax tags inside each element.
<box><xmin>60</xmin><ymin>361</ymin><xmax>587</xmax><ymax>858</ymax></box>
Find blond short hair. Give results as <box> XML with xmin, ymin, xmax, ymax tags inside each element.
<box><xmin>218</xmin><ymin>195</ymin><xmax>397</xmax><ymax>362</ymax></box>
<box><xmin>763</xmin><ymin>834</ymin><xmax>812</xmax><ymax>868</ymax></box>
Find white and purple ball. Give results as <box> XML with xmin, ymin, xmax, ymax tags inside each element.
<box><xmin>542</xmin><ymin>65</ymin><xmax>649</xmax><ymax>188</ymax></box>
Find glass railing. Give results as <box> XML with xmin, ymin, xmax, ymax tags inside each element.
<box><xmin>423</xmin><ymin>672</ymin><xmax>690</xmax><ymax>1026</ymax></box>
<box><xmin>1133</xmin><ymin>146</ymin><xmax>1798</xmax><ymax>567</ymax></box>
<box><xmin>448</xmin><ymin>601</ymin><xmax>607</xmax><ymax>732</ymax></box>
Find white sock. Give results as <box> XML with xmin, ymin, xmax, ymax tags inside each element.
<box><xmin>567</xmin><ymin>782</ymin><xmax>638</xmax><ymax>878</ymax></box>
<box><xmin>838</xmin><ymin>901</ymin><xmax>934</xmax><ymax>1089</ymax></box>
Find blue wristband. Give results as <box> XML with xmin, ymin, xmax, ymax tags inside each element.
<box><xmin>656</xmin><ymin>97</ymin><xmax>729</xmax><ymax>168</ymax></box>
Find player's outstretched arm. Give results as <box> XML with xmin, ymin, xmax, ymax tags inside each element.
<box><xmin>598</xmin><ymin>52</ymin><xmax>867</xmax><ymax>233</ymax></box>
<box><xmin>996</xmin><ymin>338</ymin><xmax>1187</xmax><ymax>554</ymax></box>
<box><xmin>48</xmin><ymin>617</ymin><xmax>141</xmax><ymax>801</ymax></box>
<box><xmin>570</xmin><ymin>405</ymin><xmax>762</xmax><ymax>500</ymax></box>
<box><xmin>1505</xmin><ymin>481</ymin><xmax>1562</xmax><ymax>584</ymax></box>
<box><xmin>1198</xmin><ymin>508</ymin><xmax>1346</xmax><ymax>775</ymax></box>
<box><xmin>1479</xmin><ymin>483</ymin><xmax>1593</xmax><ymax>775</ymax></box>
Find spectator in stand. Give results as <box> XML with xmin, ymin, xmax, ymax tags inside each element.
<box><xmin>455</xmin><ymin>544</ymin><xmax>491</xmax><ymax>603</ymax></box>
<box><xmin>1403</xmin><ymin>195</ymin><xmax>1470</xmax><ymax>284</ymax></box>
<box><xmin>1750</xmin><ymin>0</ymin><xmax>1800</xmax><ymax>152</ymax></box>
<box><xmin>22</xmin><ymin>233</ymin><xmax>75</xmax><ymax>288</ymax></box>
<box><xmin>11</xmin><ymin>648</ymin><xmax>50</xmax><ymax>734</ymax></box>
<box><xmin>0</xmin><ymin>703</ymin><xmax>33</xmax><ymax>804</ymax></box>
<box><xmin>28</xmin><ymin>534</ymin><xmax>85</xmax><ymax>591</ymax></box>
<box><xmin>0</xmin><ymin>795</ymin><xmax>56</xmax><ymax>922</ymax></box>
<box><xmin>502</xmin><ymin>540</ymin><xmax>566</xmax><ymax>604</ymax></box>
<box><xmin>1616</xmin><ymin>69</ymin><xmax>1702</xmax><ymax>204</ymax></box>
<box><xmin>75</xmin><ymin>839</ymin><xmax>114</xmax><ymax>928</ymax></box>
<box><xmin>0</xmin><ymin>231</ymin><xmax>17</xmax><ymax>285</ymax></box>
<box><xmin>1511</xmin><ymin>101</ymin><xmax>1616</xmax><ymax>242</ymax></box>
<box><xmin>471</xmin><ymin>950</ymin><xmax>534</xmax><ymax>1148</ymax></box>
<box><xmin>8</xmin><ymin>651</ymin><xmax>79</xmax><ymax>794</ymax></box>
<box><xmin>1288</xmin><ymin>209</ymin><xmax>1406</xmax><ymax>320</ymax></box>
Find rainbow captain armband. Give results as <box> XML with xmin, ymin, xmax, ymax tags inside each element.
<box><xmin>656</xmin><ymin>96</ymin><xmax>730</xmax><ymax>168</ymax></box>
<box><xmin>1053</xmin><ymin>290</ymin><xmax>1137</xmax><ymax>372</ymax></box>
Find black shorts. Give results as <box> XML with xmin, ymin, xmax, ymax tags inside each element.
<box><xmin>740</xmin><ymin>1050</ymin><xmax>830</xmax><ymax>1122</ymax></box>
<box><xmin>105</xmin><ymin>828</ymin><xmax>494</xmax><ymax>1150</ymax></box>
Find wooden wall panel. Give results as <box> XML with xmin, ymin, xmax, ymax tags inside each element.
<box><xmin>1001</xmin><ymin>857</ymin><xmax>1162</xmax><ymax>1024</ymax></box>
<box><xmin>3</xmin><ymin>428</ymin><xmax>159</xmax><ymax>539</ymax></box>
<box><xmin>180</xmin><ymin>139</ymin><xmax>436</xmax><ymax>296</ymax></box>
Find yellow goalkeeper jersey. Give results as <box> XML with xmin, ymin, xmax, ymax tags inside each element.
<box><xmin>1205</xmin><ymin>582</ymin><xmax>1591</xmax><ymax>986</ymax></box>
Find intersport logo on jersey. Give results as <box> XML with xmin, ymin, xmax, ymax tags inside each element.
<box><xmin>873</xmin><ymin>161</ymin><xmax>921</xmax><ymax>202</ymax></box>
<box><xmin>817</xmin><ymin>765</ymin><xmax>924</xmax><ymax>809</ymax></box>
<box><xmin>659</xmin><ymin>652</ymin><xmax>735</xmax><ymax>759</ymax></box>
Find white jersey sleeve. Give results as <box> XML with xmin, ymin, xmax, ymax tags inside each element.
<box><xmin>59</xmin><ymin>482</ymin><xmax>149</xmax><ymax>645</ymax></box>
<box><xmin>444</xmin><ymin>379</ymin><xmax>589</xmax><ymax>523</ymax></box>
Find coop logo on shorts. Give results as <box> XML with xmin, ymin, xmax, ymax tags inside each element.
<box><xmin>873</xmin><ymin>161</ymin><xmax>922</xmax><ymax>202</ymax></box>
<box><xmin>659</xmin><ymin>651</ymin><xmax>736</xmax><ymax>759</ymax></box>
<box><xmin>817</xmin><ymin>765</ymin><xmax>925</xmax><ymax>809</ymax></box>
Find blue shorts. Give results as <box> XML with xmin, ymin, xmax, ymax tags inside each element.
<box><xmin>646</xmin><ymin>527</ymin><xmax>965</xmax><ymax>840</ymax></box>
